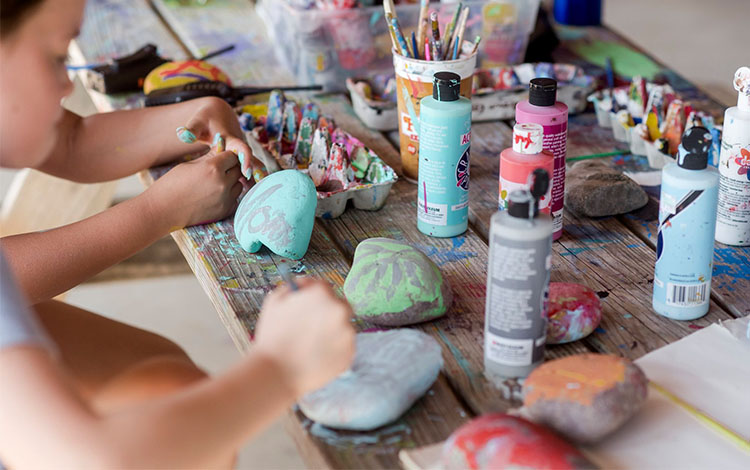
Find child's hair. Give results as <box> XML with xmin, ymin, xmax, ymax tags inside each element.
<box><xmin>1</xmin><ymin>0</ymin><xmax>45</xmax><ymax>37</ymax></box>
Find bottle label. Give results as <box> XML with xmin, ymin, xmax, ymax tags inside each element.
<box><xmin>716</xmin><ymin>141</ymin><xmax>750</xmax><ymax>242</ymax></box>
<box><xmin>418</xmin><ymin>112</ymin><xmax>471</xmax><ymax>228</ymax></box>
<box><xmin>499</xmin><ymin>177</ymin><xmax>552</xmax><ymax>212</ymax></box>
<box><xmin>485</xmin><ymin>233</ymin><xmax>550</xmax><ymax>368</ymax></box>
<box><xmin>653</xmin><ymin>181</ymin><xmax>718</xmax><ymax>308</ymax></box>
<box><xmin>666</xmin><ymin>281</ymin><xmax>710</xmax><ymax>307</ymax></box>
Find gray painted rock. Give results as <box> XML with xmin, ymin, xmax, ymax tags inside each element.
<box><xmin>343</xmin><ymin>238</ymin><xmax>452</xmax><ymax>326</ymax></box>
<box><xmin>565</xmin><ymin>161</ymin><xmax>648</xmax><ymax>217</ymax></box>
<box><xmin>298</xmin><ymin>329</ymin><xmax>443</xmax><ymax>431</ymax></box>
<box><xmin>523</xmin><ymin>354</ymin><xmax>648</xmax><ymax>443</ymax></box>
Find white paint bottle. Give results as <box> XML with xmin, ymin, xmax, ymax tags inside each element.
<box><xmin>716</xmin><ymin>66</ymin><xmax>750</xmax><ymax>246</ymax></box>
<box><xmin>484</xmin><ymin>169</ymin><xmax>552</xmax><ymax>380</ymax></box>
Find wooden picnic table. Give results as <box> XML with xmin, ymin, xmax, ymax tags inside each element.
<box><xmin>74</xmin><ymin>1</ymin><xmax>749</xmax><ymax>468</ymax></box>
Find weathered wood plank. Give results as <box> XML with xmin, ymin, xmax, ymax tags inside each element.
<box><xmin>151</xmin><ymin>0</ymin><xmax>295</xmax><ymax>86</ymax></box>
<box><xmin>70</xmin><ymin>0</ymin><xmax>188</xmax><ymax>112</ymax></box>
<box><xmin>466</xmin><ymin>120</ymin><xmax>736</xmax><ymax>361</ymax></box>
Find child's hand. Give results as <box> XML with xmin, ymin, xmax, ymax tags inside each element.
<box><xmin>254</xmin><ymin>278</ymin><xmax>356</xmax><ymax>398</ymax></box>
<box><xmin>145</xmin><ymin>150</ymin><xmax>243</xmax><ymax>229</ymax></box>
<box><xmin>176</xmin><ymin>97</ymin><xmax>265</xmax><ymax>181</ymax></box>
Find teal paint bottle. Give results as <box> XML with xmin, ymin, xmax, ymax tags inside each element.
<box><xmin>417</xmin><ymin>71</ymin><xmax>472</xmax><ymax>238</ymax></box>
<box><xmin>653</xmin><ymin>127</ymin><xmax>719</xmax><ymax>321</ymax></box>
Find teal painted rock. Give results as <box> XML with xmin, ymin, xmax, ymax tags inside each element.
<box><xmin>234</xmin><ymin>170</ymin><xmax>316</xmax><ymax>260</ymax></box>
<box><xmin>343</xmin><ymin>238</ymin><xmax>452</xmax><ymax>326</ymax></box>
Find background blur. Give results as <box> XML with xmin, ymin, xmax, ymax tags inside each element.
<box><xmin>0</xmin><ymin>0</ymin><xmax>746</xmax><ymax>468</ymax></box>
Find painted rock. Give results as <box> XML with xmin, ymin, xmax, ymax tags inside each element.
<box><xmin>343</xmin><ymin>238</ymin><xmax>452</xmax><ymax>326</ymax></box>
<box><xmin>143</xmin><ymin>60</ymin><xmax>231</xmax><ymax>95</ymax></box>
<box><xmin>298</xmin><ymin>329</ymin><xmax>442</xmax><ymax>431</ymax></box>
<box><xmin>442</xmin><ymin>414</ymin><xmax>596</xmax><ymax>470</ymax></box>
<box><xmin>565</xmin><ymin>161</ymin><xmax>649</xmax><ymax>217</ymax></box>
<box><xmin>523</xmin><ymin>354</ymin><xmax>648</xmax><ymax>443</ymax></box>
<box><xmin>350</xmin><ymin>146</ymin><xmax>372</xmax><ymax>179</ymax></box>
<box><xmin>308</xmin><ymin>127</ymin><xmax>331</xmax><ymax>188</ymax></box>
<box><xmin>547</xmin><ymin>282</ymin><xmax>602</xmax><ymax>344</ymax></box>
<box><xmin>234</xmin><ymin>170</ymin><xmax>317</xmax><ymax>260</ymax></box>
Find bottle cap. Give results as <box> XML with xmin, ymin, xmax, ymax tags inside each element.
<box><xmin>677</xmin><ymin>126</ymin><xmax>711</xmax><ymax>170</ymax></box>
<box><xmin>433</xmin><ymin>71</ymin><xmax>461</xmax><ymax>102</ymax></box>
<box><xmin>508</xmin><ymin>168</ymin><xmax>550</xmax><ymax>219</ymax></box>
<box><xmin>528</xmin><ymin>78</ymin><xmax>557</xmax><ymax>106</ymax></box>
<box><xmin>512</xmin><ymin>123</ymin><xmax>544</xmax><ymax>154</ymax></box>
<box><xmin>733</xmin><ymin>66</ymin><xmax>750</xmax><ymax>112</ymax></box>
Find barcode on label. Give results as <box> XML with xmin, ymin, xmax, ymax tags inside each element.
<box><xmin>666</xmin><ymin>282</ymin><xmax>709</xmax><ymax>306</ymax></box>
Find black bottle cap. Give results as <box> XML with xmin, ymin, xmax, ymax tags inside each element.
<box><xmin>677</xmin><ymin>126</ymin><xmax>711</xmax><ymax>170</ymax></box>
<box><xmin>508</xmin><ymin>169</ymin><xmax>550</xmax><ymax>219</ymax></box>
<box><xmin>433</xmin><ymin>71</ymin><xmax>461</xmax><ymax>102</ymax></box>
<box><xmin>529</xmin><ymin>78</ymin><xmax>557</xmax><ymax>106</ymax></box>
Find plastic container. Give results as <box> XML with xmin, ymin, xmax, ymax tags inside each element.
<box><xmin>256</xmin><ymin>0</ymin><xmax>541</xmax><ymax>92</ymax></box>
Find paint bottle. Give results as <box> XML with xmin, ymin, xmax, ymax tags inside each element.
<box><xmin>653</xmin><ymin>127</ymin><xmax>719</xmax><ymax>321</ymax></box>
<box><xmin>515</xmin><ymin>78</ymin><xmax>568</xmax><ymax>240</ymax></box>
<box><xmin>484</xmin><ymin>169</ymin><xmax>553</xmax><ymax>379</ymax></box>
<box><xmin>715</xmin><ymin>67</ymin><xmax>750</xmax><ymax>246</ymax></box>
<box><xmin>499</xmin><ymin>123</ymin><xmax>554</xmax><ymax>212</ymax></box>
<box><xmin>417</xmin><ymin>71</ymin><xmax>472</xmax><ymax>238</ymax></box>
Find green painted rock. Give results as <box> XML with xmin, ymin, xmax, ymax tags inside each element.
<box><xmin>234</xmin><ymin>170</ymin><xmax>316</xmax><ymax>260</ymax></box>
<box><xmin>344</xmin><ymin>238</ymin><xmax>452</xmax><ymax>326</ymax></box>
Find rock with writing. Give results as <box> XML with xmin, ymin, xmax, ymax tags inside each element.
<box><xmin>547</xmin><ymin>282</ymin><xmax>602</xmax><ymax>344</ymax></box>
<box><xmin>234</xmin><ymin>170</ymin><xmax>317</xmax><ymax>260</ymax></box>
<box><xmin>523</xmin><ymin>354</ymin><xmax>648</xmax><ymax>443</ymax></box>
<box><xmin>344</xmin><ymin>238</ymin><xmax>451</xmax><ymax>326</ymax></box>
<box><xmin>442</xmin><ymin>414</ymin><xmax>596</xmax><ymax>470</ymax></box>
<box><xmin>299</xmin><ymin>329</ymin><xmax>442</xmax><ymax>430</ymax></box>
<box><xmin>565</xmin><ymin>160</ymin><xmax>648</xmax><ymax>217</ymax></box>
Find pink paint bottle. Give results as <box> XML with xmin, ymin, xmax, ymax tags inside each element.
<box><xmin>515</xmin><ymin>78</ymin><xmax>568</xmax><ymax>240</ymax></box>
<box><xmin>499</xmin><ymin>123</ymin><xmax>555</xmax><ymax>213</ymax></box>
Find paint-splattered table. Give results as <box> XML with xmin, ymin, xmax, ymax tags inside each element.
<box><xmin>76</xmin><ymin>1</ymin><xmax>749</xmax><ymax>468</ymax></box>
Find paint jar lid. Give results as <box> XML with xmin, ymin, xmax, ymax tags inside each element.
<box><xmin>529</xmin><ymin>78</ymin><xmax>557</xmax><ymax>106</ymax></box>
<box><xmin>508</xmin><ymin>169</ymin><xmax>550</xmax><ymax>219</ymax></box>
<box><xmin>433</xmin><ymin>71</ymin><xmax>461</xmax><ymax>102</ymax></box>
<box><xmin>677</xmin><ymin>126</ymin><xmax>711</xmax><ymax>170</ymax></box>
<box><xmin>512</xmin><ymin>123</ymin><xmax>544</xmax><ymax>154</ymax></box>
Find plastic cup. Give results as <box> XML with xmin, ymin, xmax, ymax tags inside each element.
<box><xmin>393</xmin><ymin>44</ymin><xmax>477</xmax><ymax>182</ymax></box>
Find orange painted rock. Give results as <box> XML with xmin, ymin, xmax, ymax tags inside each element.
<box><xmin>523</xmin><ymin>354</ymin><xmax>648</xmax><ymax>443</ymax></box>
<box><xmin>442</xmin><ymin>414</ymin><xmax>596</xmax><ymax>470</ymax></box>
<box><xmin>143</xmin><ymin>60</ymin><xmax>231</xmax><ymax>95</ymax></box>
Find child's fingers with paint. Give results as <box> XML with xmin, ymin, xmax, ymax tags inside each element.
<box><xmin>177</xmin><ymin>98</ymin><xmax>267</xmax><ymax>183</ymax></box>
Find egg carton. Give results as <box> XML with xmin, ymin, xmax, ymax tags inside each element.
<box><xmin>347</xmin><ymin>63</ymin><xmax>597</xmax><ymax>131</ymax></box>
<box><xmin>241</xmin><ymin>92</ymin><xmax>398</xmax><ymax>219</ymax></box>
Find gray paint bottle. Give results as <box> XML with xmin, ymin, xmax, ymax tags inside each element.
<box><xmin>484</xmin><ymin>169</ymin><xmax>553</xmax><ymax>380</ymax></box>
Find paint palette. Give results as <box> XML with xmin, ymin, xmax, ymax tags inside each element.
<box><xmin>347</xmin><ymin>63</ymin><xmax>597</xmax><ymax>130</ymax></box>
<box><xmin>240</xmin><ymin>91</ymin><xmax>398</xmax><ymax>219</ymax></box>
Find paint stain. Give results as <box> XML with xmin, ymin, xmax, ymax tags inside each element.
<box><xmin>688</xmin><ymin>324</ymin><xmax>704</xmax><ymax>330</ymax></box>
<box><xmin>596</xmin><ymin>291</ymin><xmax>610</xmax><ymax>299</ymax></box>
<box><xmin>623</xmin><ymin>313</ymin><xmax>633</xmax><ymax>319</ymax></box>
<box><xmin>435</xmin><ymin>327</ymin><xmax>478</xmax><ymax>385</ymax></box>
<box><xmin>595</xmin><ymin>327</ymin><xmax>606</xmax><ymax>334</ymax></box>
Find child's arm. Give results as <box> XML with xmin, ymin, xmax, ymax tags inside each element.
<box><xmin>3</xmin><ymin>149</ymin><xmax>242</xmax><ymax>304</ymax></box>
<box><xmin>37</xmin><ymin>97</ymin><xmax>261</xmax><ymax>182</ymax></box>
<box><xmin>0</xmin><ymin>280</ymin><xmax>355</xmax><ymax>469</ymax></box>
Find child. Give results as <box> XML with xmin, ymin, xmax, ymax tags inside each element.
<box><xmin>0</xmin><ymin>0</ymin><xmax>355</xmax><ymax>467</ymax></box>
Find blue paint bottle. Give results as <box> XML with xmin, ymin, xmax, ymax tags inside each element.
<box><xmin>653</xmin><ymin>127</ymin><xmax>719</xmax><ymax>321</ymax></box>
<box><xmin>417</xmin><ymin>71</ymin><xmax>472</xmax><ymax>238</ymax></box>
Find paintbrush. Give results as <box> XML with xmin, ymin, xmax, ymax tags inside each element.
<box><xmin>277</xmin><ymin>260</ymin><xmax>299</xmax><ymax>291</ymax></box>
<box><xmin>443</xmin><ymin>2</ymin><xmax>462</xmax><ymax>60</ymax></box>
<box><xmin>416</xmin><ymin>0</ymin><xmax>429</xmax><ymax>60</ymax></box>
<box><xmin>567</xmin><ymin>150</ymin><xmax>630</xmax><ymax>162</ymax></box>
<box><xmin>452</xmin><ymin>6</ymin><xmax>470</xmax><ymax>60</ymax></box>
<box><xmin>649</xmin><ymin>381</ymin><xmax>750</xmax><ymax>453</ymax></box>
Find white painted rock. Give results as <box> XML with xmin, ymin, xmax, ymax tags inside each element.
<box><xmin>298</xmin><ymin>329</ymin><xmax>443</xmax><ymax>431</ymax></box>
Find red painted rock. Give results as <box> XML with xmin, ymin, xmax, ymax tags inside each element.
<box><xmin>547</xmin><ymin>282</ymin><xmax>602</xmax><ymax>344</ymax></box>
<box><xmin>523</xmin><ymin>354</ymin><xmax>648</xmax><ymax>443</ymax></box>
<box><xmin>442</xmin><ymin>414</ymin><xmax>596</xmax><ymax>470</ymax></box>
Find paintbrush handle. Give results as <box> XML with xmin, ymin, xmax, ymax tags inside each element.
<box><xmin>649</xmin><ymin>381</ymin><xmax>750</xmax><ymax>453</ymax></box>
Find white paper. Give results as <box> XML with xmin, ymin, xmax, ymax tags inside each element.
<box><xmin>587</xmin><ymin>317</ymin><xmax>750</xmax><ymax>469</ymax></box>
